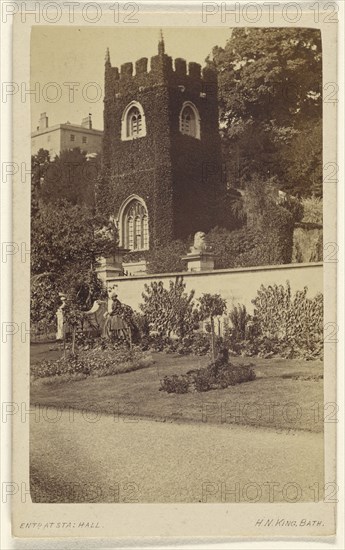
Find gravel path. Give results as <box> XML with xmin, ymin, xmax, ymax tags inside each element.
<box><xmin>30</xmin><ymin>407</ymin><xmax>324</xmax><ymax>503</ymax></box>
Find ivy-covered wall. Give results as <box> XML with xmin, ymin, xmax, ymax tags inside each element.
<box><xmin>99</xmin><ymin>45</ymin><xmax>224</xmax><ymax>250</ymax></box>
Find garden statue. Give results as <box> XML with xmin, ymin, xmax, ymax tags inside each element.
<box><xmin>189</xmin><ymin>231</ymin><xmax>208</xmax><ymax>254</ymax></box>
<box><xmin>56</xmin><ymin>293</ymin><xmax>66</xmax><ymax>340</ymax></box>
<box><xmin>183</xmin><ymin>231</ymin><xmax>214</xmax><ymax>272</ymax></box>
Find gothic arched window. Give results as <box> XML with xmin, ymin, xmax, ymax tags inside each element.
<box><xmin>179</xmin><ymin>102</ymin><xmax>200</xmax><ymax>139</ymax></box>
<box><xmin>121</xmin><ymin>101</ymin><xmax>146</xmax><ymax>141</ymax></box>
<box><xmin>119</xmin><ymin>196</ymin><xmax>149</xmax><ymax>251</ymax></box>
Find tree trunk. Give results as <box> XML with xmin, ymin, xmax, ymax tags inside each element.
<box><xmin>210</xmin><ymin>316</ymin><xmax>216</xmax><ymax>362</ymax></box>
<box><xmin>71</xmin><ymin>326</ymin><xmax>76</xmax><ymax>355</ymax></box>
<box><xmin>63</xmin><ymin>324</ymin><xmax>66</xmax><ymax>359</ymax></box>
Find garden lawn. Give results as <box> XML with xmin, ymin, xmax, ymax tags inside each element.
<box><xmin>31</xmin><ymin>341</ymin><xmax>62</xmax><ymax>364</ymax></box>
<box><xmin>31</xmin><ymin>349</ymin><xmax>324</xmax><ymax>433</ymax></box>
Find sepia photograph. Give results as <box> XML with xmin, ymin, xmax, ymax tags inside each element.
<box><xmin>29</xmin><ymin>25</ymin><xmax>326</xmax><ymax>505</ymax></box>
<box><xmin>7</xmin><ymin>4</ymin><xmax>340</xmax><ymax>542</ymax></box>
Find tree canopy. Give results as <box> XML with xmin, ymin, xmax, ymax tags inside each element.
<box><xmin>37</xmin><ymin>148</ymin><xmax>101</xmax><ymax>209</ymax></box>
<box><xmin>209</xmin><ymin>28</ymin><xmax>322</xmax><ymax>197</ymax></box>
<box><xmin>31</xmin><ymin>199</ymin><xmax>118</xmax><ymax>330</ymax></box>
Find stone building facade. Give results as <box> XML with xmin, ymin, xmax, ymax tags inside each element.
<box><xmin>99</xmin><ymin>35</ymin><xmax>224</xmax><ymax>255</ymax></box>
<box><xmin>31</xmin><ymin>113</ymin><xmax>103</xmax><ymax>159</ymax></box>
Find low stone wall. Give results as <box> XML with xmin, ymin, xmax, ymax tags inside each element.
<box><xmin>107</xmin><ymin>262</ymin><xmax>323</xmax><ymax>315</ymax></box>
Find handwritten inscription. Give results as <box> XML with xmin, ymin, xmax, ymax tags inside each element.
<box><xmin>19</xmin><ymin>522</ymin><xmax>100</xmax><ymax>530</ymax></box>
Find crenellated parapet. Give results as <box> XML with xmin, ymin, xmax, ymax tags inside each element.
<box><xmin>104</xmin><ymin>46</ymin><xmax>217</xmax><ymax>101</ymax></box>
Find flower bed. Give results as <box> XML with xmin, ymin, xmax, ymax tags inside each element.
<box><xmin>31</xmin><ymin>343</ymin><xmax>154</xmax><ymax>382</ymax></box>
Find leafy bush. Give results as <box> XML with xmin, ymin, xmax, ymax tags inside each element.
<box><xmin>132</xmin><ymin>312</ymin><xmax>150</xmax><ymax>338</ymax></box>
<box><xmin>140</xmin><ymin>276</ymin><xmax>199</xmax><ymax>338</ymax></box>
<box><xmin>159</xmin><ymin>351</ymin><xmax>256</xmax><ymax>394</ymax></box>
<box><xmin>191</xmin><ymin>369</ymin><xmax>213</xmax><ymax>392</ymax></box>
<box><xmin>222</xmin><ymin>283</ymin><xmax>323</xmax><ymax>360</ymax></box>
<box><xmin>240</xmin><ymin>175</ymin><xmax>295</xmax><ymax>265</ymax></box>
<box><xmin>206</xmin><ymin>226</ymin><xmax>258</xmax><ymax>269</ymax></box>
<box><xmin>301</xmin><ymin>196</ymin><xmax>323</xmax><ymax>224</ymax></box>
<box><xmin>138</xmin><ymin>332</ymin><xmax>211</xmax><ymax>356</ymax></box>
<box><xmin>280</xmin><ymin>195</ymin><xmax>304</xmax><ymax>223</ymax></box>
<box><xmin>190</xmin><ymin>333</ymin><xmax>211</xmax><ymax>355</ymax></box>
<box><xmin>31</xmin><ymin>275</ymin><xmax>61</xmax><ymax>331</ymax></box>
<box><xmin>143</xmin><ymin>335</ymin><xmax>172</xmax><ymax>352</ymax></box>
<box><xmin>159</xmin><ymin>375</ymin><xmax>190</xmax><ymax>394</ymax></box>
<box><xmin>213</xmin><ymin>188</ymin><xmax>246</xmax><ymax>231</ymax></box>
<box><xmin>251</xmin><ymin>282</ymin><xmax>323</xmax><ymax>359</ymax></box>
<box><xmin>236</xmin><ymin>204</ymin><xmax>294</xmax><ymax>267</ymax></box>
<box><xmin>228</xmin><ymin>304</ymin><xmax>250</xmax><ymax>341</ymax></box>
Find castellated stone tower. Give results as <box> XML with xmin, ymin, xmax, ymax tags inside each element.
<box><xmin>101</xmin><ymin>35</ymin><xmax>224</xmax><ymax>254</ymax></box>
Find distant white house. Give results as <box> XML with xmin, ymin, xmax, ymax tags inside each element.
<box><xmin>31</xmin><ymin>112</ymin><xmax>103</xmax><ymax>158</ymax></box>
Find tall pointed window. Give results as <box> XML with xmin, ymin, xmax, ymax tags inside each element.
<box><xmin>179</xmin><ymin>101</ymin><xmax>200</xmax><ymax>139</ymax></box>
<box><xmin>127</xmin><ymin>107</ymin><xmax>142</xmax><ymax>137</ymax></box>
<box><xmin>119</xmin><ymin>196</ymin><xmax>149</xmax><ymax>251</ymax></box>
<box><xmin>121</xmin><ymin>101</ymin><xmax>146</xmax><ymax>141</ymax></box>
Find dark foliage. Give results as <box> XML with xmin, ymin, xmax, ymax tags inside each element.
<box><xmin>159</xmin><ymin>352</ymin><xmax>256</xmax><ymax>394</ymax></box>
<box><xmin>209</xmin><ymin>28</ymin><xmax>322</xmax><ymax>196</ymax></box>
<box><xmin>40</xmin><ymin>148</ymin><xmax>101</xmax><ymax>209</ymax></box>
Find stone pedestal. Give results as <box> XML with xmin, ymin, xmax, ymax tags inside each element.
<box><xmin>182</xmin><ymin>252</ymin><xmax>215</xmax><ymax>272</ymax></box>
<box><xmin>96</xmin><ymin>248</ymin><xmax>128</xmax><ymax>282</ymax></box>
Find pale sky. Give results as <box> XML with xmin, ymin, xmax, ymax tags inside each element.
<box><xmin>31</xmin><ymin>26</ymin><xmax>232</xmax><ymax>131</ymax></box>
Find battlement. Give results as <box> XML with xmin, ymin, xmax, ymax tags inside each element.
<box><xmin>106</xmin><ymin>54</ymin><xmax>217</xmax><ymax>82</ymax></box>
<box><xmin>105</xmin><ymin>34</ymin><xmax>217</xmax><ymax>90</ymax></box>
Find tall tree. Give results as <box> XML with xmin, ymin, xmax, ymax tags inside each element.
<box><xmin>39</xmin><ymin>148</ymin><xmax>101</xmax><ymax>209</ymax></box>
<box><xmin>31</xmin><ymin>200</ymin><xmax>118</xmax><ymax>334</ymax></box>
<box><xmin>209</xmin><ymin>28</ymin><xmax>322</xmax><ymax>196</ymax></box>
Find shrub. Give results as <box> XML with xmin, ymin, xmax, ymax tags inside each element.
<box><xmin>191</xmin><ymin>369</ymin><xmax>212</xmax><ymax>392</ymax></box>
<box><xmin>190</xmin><ymin>333</ymin><xmax>211</xmax><ymax>355</ymax></box>
<box><xmin>280</xmin><ymin>195</ymin><xmax>304</xmax><ymax>223</ymax></box>
<box><xmin>132</xmin><ymin>312</ymin><xmax>150</xmax><ymax>338</ymax></box>
<box><xmin>301</xmin><ymin>197</ymin><xmax>323</xmax><ymax>224</ymax></box>
<box><xmin>240</xmin><ymin>175</ymin><xmax>295</xmax><ymax>265</ymax></box>
<box><xmin>236</xmin><ymin>203</ymin><xmax>294</xmax><ymax>266</ymax></box>
<box><xmin>30</xmin><ymin>275</ymin><xmax>60</xmax><ymax>332</ymax></box>
<box><xmin>159</xmin><ymin>375</ymin><xmax>190</xmax><ymax>394</ymax></box>
<box><xmin>159</xmin><ymin>352</ymin><xmax>256</xmax><ymax>394</ymax></box>
<box><xmin>251</xmin><ymin>282</ymin><xmax>323</xmax><ymax>359</ymax></box>
<box><xmin>144</xmin><ymin>335</ymin><xmax>172</xmax><ymax>352</ymax></box>
<box><xmin>140</xmin><ymin>276</ymin><xmax>199</xmax><ymax>338</ymax></box>
<box><xmin>206</xmin><ymin>226</ymin><xmax>258</xmax><ymax>269</ymax></box>
<box><xmin>206</xmin><ymin>201</ymin><xmax>294</xmax><ymax>270</ymax></box>
<box><xmin>214</xmin><ymin>188</ymin><xmax>246</xmax><ymax>231</ymax></box>
<box><xmin>228</xmin><ymin>304</ymin><xmax>250</xmax><ymax>342</ymax></box>
<box><xmin>139</xmin><ymin>332</ymin><xmax>210</xmax><ymax>356</ymax></box>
